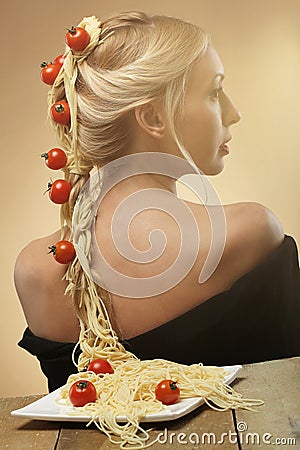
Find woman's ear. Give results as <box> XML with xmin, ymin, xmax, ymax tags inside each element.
<box><xmin>134</xmin><ymin>103</ymin><xmax>165</xmax><ymax>138</ymax></box>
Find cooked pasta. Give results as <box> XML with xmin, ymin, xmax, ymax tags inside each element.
<box><xmin>57</xmin><ymin>357</ymin><xmax>263</xmax><ymax>449</ymax></box>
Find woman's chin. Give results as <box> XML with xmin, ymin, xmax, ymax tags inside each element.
<box><xmin>198</xmin><ymin>162</ymin><xmax>225</xmax><ymax>176</ymax></box>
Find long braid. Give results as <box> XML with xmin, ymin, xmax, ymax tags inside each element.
<box><xmin>47</xmin><ymin>16</ymin><xmax>136</xmax><ymax>369</ymax></box>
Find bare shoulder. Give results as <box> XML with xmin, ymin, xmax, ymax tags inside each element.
<box><xmin>171</xmin><ymin>199</ymin><xmax>285</xmax><ymax>292</ymax></box>
<box><xmin>224</xmin><ymin>201</ymin><xmax>284</xmax><ymax>272</ymax></box>
<box><xmin>14</xmin><ymin>230</ymin><xmax>66</xmax><ymax>290</ymax></box>
<box><xmin>14</xmin><ymin>230</ymin><xmax>79</xmax><ymax>342</ymax></box>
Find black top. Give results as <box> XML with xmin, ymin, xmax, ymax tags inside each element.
<box><xmin>18</xmin><ymin>234</ymin><xmax>300</xmax><ymax>392</ymax></box>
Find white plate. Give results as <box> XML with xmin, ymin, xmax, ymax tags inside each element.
<box><xmin>11</xmin><ymin>365</ymin><xmax>242</xmax><ymax>423</ymax></box>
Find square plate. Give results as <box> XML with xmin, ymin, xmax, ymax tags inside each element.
<box><xmin>11</xmin><ymin>364</ymin><xmax>242</xmax><ymax>423</ymax></box>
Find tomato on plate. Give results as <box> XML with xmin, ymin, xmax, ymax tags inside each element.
<box><xmin>155</xmin><ymin>380</ymin><xmax>180</xmax><ymax>405</ymax></box>
<box><xmin>87</xmin><ymin>359</ymin><xmax>114</xmax><ymax>376</ymax></box>
<box><xmin>40</xmin><ymin>62</ymin><xmax>60</xmax><ymax>85</ymax></box>
<box><xmin>47</xmin><ymin>179</ymin><xmax>71</xmax><ymax>204</ymax></box>
<box><xmin>66</xmin><ymin>26</ymin><xmax>90</xmax><ymax>51</ymax></box>
<box><xmin>50</xmin><ymin>101</ymin><xmax>71</xmax><ymax>125</ymax></box>
<box><xmin>48</xmin><ymin>240</ymin><xmax>76</xmax><ymax>264</ymax></box>
<box><xmin>69</xmin><ymin>380</ymin><xmax>97</xmax><ymax>407</ymax></box>
<box><xmin>41</xmin><ymin>148</ymin><xmax>67</xmax><ymax>170</ymax></box>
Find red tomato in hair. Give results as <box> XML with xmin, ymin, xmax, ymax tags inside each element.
<box><xmin>53</xmin><ymin>54</ymin><xmax>66</xmax><ymax>68</ymax></box>
<box><xmin>41</xmin><ymin>148</ymin><xmax>67</xmax><ymax>170</ymax></box>
<box><xmin>50</xmin><ymin>101</ymin><xmax>71</xmax><ymax>125</ymax></box>
<box><xmin>48</xmin><ymin>240</ymin><xmax>76</xmax><ymax>264</ymax></box>
<box><xmin>47</xmin><ymin>179</ymin><xmax>71</xmax><ymax>204</ymax></box>
<box><xmin>66</xmin><ymin>26</ymin><xmax>90</xmax><ymax>51</ymax></box>
<box><xmin>40</xmin><ymin>62</ymin><xmax>60</xmax><ymax>85</ymax></box>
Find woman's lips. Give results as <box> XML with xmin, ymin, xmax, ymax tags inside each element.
<box><xmin>219</xmin><ymin>144</ymin><xmax>230</xmax><ymax>154</ymax></box>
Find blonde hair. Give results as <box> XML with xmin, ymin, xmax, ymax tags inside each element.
<box><xmin>48</xmin><ymin>11</ymin><xmax>211</xmax><ymax>369</ymax></box>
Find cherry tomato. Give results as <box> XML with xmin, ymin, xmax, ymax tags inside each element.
<box><xmin>41</xmin><ymin>148</ymin><xmax>67</xmax><ymax>170</ymax></box>
<box><xmin>47</xmin><ymin>179</ymin><xmax>71</xmax><ymax>204</ymax></box>
<box><xmin>69</xmin><ymin>380</ymin><xmax>97</xmax><ymax>407</ymax></box>
<box><xmin>87</xmin><ymin>359</ymin><xmax>114</xmax><ymax>376</ymax></box>
<box><xmin>66</xmin><ymin>26</ymin><xmax>90</xmax><ymax>51</ymax></box>
<box><xmin>40</xmin><ymin>62</ymin><xmax>60</xmax><ymax>85</ymax></box>
<box><xmin>50</xmin><ymin>101</ymin><xmax>71</xmax><ymax>125</ymax></box>
<box><xmin>53</xmin><ymin>54</ymin><xmax>66</xmax><ymax>68</ymax></box>
<box><xmin>48</xmin><ymin>240</ymin><xmax>76</xmax><ymax>264</ymax></box>
<box><xmin>155</xmin><ymin>380</ymin><xmax>180</xmax><ymax>405</ymax></box>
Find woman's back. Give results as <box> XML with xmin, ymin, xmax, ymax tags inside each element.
<box><xmin>14</xmin><ymin>198</ymin><xmax>284</xmax><ymax>342</ymax></box>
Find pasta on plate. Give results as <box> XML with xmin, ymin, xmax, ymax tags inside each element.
<box><xmin>57</xmin><ymin>355</ymin><xmax>263</xmax><ymax>449</ymax></box>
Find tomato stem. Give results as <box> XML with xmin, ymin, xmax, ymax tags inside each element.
<box><xmin>67</xmin><ymin>26</ymin><xmax>77</xmax><ymax>35</ymax></box>
<box><xmin>48</xmin><ymin>245</ymin><xmax>56</xmax><ymax>255</ymax></box>
<box><xmin>77</xmin><ymin>381</ymin><xmax>89</xmax><ymax>389</ymax></box>
<box><xmin>43</xmin><ymin>183</ymin><xmax>52</xmax><ymax>195</ymax></box>
<box><xmin>55</xmin><ymin>104</ymin><xmax>65</xmax><ymax>113</ymax></box>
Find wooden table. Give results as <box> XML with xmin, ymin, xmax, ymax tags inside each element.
<box><xmin>2</xmin><ymin>358</ymin><xmax>299</xmax><ymax>449</ymax></box>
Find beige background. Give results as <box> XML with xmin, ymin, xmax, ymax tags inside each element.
<box><xmin>1</xmin><ymin>0</ymin><xmax>299</xmax><ymax>397</ymax></box>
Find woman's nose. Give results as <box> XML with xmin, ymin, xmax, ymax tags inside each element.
<box><xmin>222</xmin><ymin>93</ymin><xmax>241</xmax><ymax>126</ymax></box>
<box><xmin>228</xmin><ymin>108</ymin><xmax>241</xmax><ymax>126</ymax></box>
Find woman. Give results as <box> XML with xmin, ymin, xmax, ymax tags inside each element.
<box><xmin>14</xmin><ymin>11</ymin><xmax>300</xmax><ymax>392</ymax></box>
